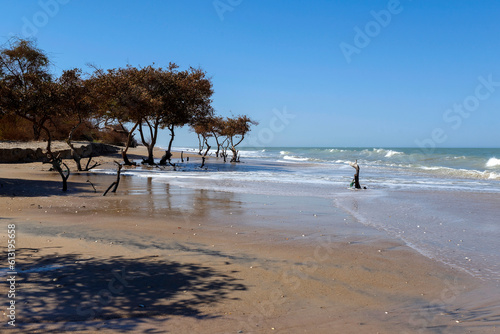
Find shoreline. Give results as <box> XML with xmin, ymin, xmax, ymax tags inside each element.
<box><xmin>0</xmin><ymin>148</ymin><xmax>499</xmax><ymax>333</ymax></box>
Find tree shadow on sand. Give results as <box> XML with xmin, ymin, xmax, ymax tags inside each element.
<box><xmin>0</xmin><ymin>177</ymin><xmax>92</xmax><ymax>197</ymax></box>
<box><xmin>12</xmin><ymin>248</ymin><xmax>246</xmax><ymax>332</ymax></box>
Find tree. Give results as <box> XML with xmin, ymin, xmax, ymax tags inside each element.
<box><xmin>0</xmin><ymin>38</ymin><xmax>77</xmax><ymax>191</ymax></box>
<box><xmin>56</xmin><ymin>68</ymin><xmax>99</xmax><ymax>171</ymax></box>
<box><xmin>221</xmin><ymin>115</ymin><xmax>258</xmax><ymax>162</ymax></box>
<box><xmin>191</xmin><ymin>115</ymin><xmax>227</xmax><ymax>158</ymax></box>
<box><xmin>90</xmin><ymin>65</ymin><xmax>151</xmax><ymax>165</ymax></box>
<box><xmin>160</xmin><ymin>66</ymin><xmax>213</xmax><ymax>165</ymax></box>
<box><xmin>136</xmin><ymin>65</ymin><xmax>168</xmax><ymax>165</ymax></box>
<box><xmin>134</xmin><ymin>65</ymin><xmax>213</xmax><ymax>165</ymax></box>
<box><xmin>208</xmin><ymin>116</ymin><xmax>226</xmax><ymax>158</ymax></box>
<box><xmin>191</xmin><ymin>119</ymin><xmax>212</xmax><ymax>157</ymax></box>
<box><xmin>0</xmin><ymin>38</ymin><xmax>57</xmax><ymax>154</ymax></box>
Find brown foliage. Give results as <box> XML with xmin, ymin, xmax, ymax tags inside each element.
<box><xmin>221</xmin><ymin>115</ymin><xmax>258</xmax><ymax>162</ymax></box>
<box><xmin>0</xmin><ymin>38</ymin><xmax>55</xmax><ymax>145</ymax></box>
<box><xmin>1</xmin><ymin>38</ymin><xmax>254</xmax><ymax>164</ymax></box>
<box><xmin>0</xmin><ymin>114</ymin><xmax>34</xmax><ymax>141</ymax></box>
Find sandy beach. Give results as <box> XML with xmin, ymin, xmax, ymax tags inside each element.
<box><xmin>0</xmin><ymin>146</ymin><xmax>498</xmax><ymax>333</ymax></box>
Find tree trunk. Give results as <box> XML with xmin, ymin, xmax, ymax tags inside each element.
<box><xmin>167</xmin><ymin>125</ymin><xmax>175</xmax><ymax>158</ymax></box>
<box><xmin>42</xmin><ymin>124</ymin><xmax>54</xmax><ymax>160</ymax></box>
<box><xmin>103</xmin><ymin>162</ymin><xmax>123</xmax><ymax>196</ymax></box>
<box><xmin>33</xmin><ymin>123</ymin><xmax>41</xmax><ymax>140</ymax></box>
<box><xmin>139</xmin><ymin>121</ymin><xmax>157</xmax><ymax>165</ymax></box>
<box><xmin>121</xmin><ymin>122</ymin><xmax>140</xmax><ymax>166</ymax></box>
<box><xmin>203</xmin><ymin>137</ymin><xmax>211</xmax><ymax>157</ymax></box>
<box><xmin>50</xmin><ymin>156</ymin><xmax>70</xmax><ymax>192</ymax></box>
<box><xmin>211</xmin><ymin>132</ymin><xmax>220</xmax><ymax>158</ymax></box>
<box><xmin>197</xmin><ymin>134</ymin><xmax>204</xmax><ymax>155</ymax></box>
<box><xmin>67</xmin><ymin>119</ymin><xmax>83</xmax><ymax>171</ymax></box>
<box><xmin>230</xmin><ymin>147</ymin><xmax>238</xmax><ymax>163</ymax></box>
<box><xmin>122</xmin><ymin>150</ymin><xmax>133</xmax><ymax>166</ymax></box>
<box><xmin>229</xmin><ymin>135</ymin><xmax>244</xmax><ymax>163</ymax></box>
<box><xmin>73</xmin><ymin>152</ymin><xmax>83</xmax><ymax>171</ymax></box>
<box><xmin>349</xmin><ymin>160</ymin><xmax>362</xmax><ymax>189</ymax></box>
<box><xmin>146</xmin><ymin>145</ymin><xmax>155</xmax><ymax>164</ymax></box>
<box><xmin>159</xmin><ymin>150</ymin><xmax>172</xmax><ymax>166</ymax></box>
<box><xmin>221</xmin><ymin>144</ymin><xmax>228</xmax><ymax>163</ymax></box>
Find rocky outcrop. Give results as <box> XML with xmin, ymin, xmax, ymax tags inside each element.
<box><xmin>0</xmin><ymin>142</ymin><xmax>119</xmax><ymax>163</ymax></box>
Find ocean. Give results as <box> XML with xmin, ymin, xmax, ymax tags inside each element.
<box><xmin>98</xmin><ymin>147</ymin><xmax>500</xmax><ymax>283</ymax></box>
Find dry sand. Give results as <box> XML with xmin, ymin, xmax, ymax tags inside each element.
<box><xmin>0</xmin><ymin>146</ymin><xmax>498</xmax><ymax>333</ymax></box>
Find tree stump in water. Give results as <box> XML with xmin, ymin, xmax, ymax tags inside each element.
<box><xmin>349</xmin><ymin>160</ymin><xmax>362</xmax><ymax>189</ymax></box>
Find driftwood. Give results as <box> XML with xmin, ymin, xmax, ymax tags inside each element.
<box><xmin>87</xmin><ymin>179</ymin><xmax>97</xmax><ymax>193</ymax></box>
<box><xmin>103</xmin><ymin>162</ymin><xmax>123</xmax><ymax>196</ymax></box>
<box><xmin>121</xmin><ymin>149</ymin><xmax>136</xmax><ymax>166</ymax></box>
<box><xmin>70</xmin><ymin>151</ymin><xmax>100</xmax><ymax>172</ymax></box>
<box><xmin>49</xmin><ymin>154</ymin><xmax>71</xmax><ymax>192</ymax></box>
<box><xmin>66</xmin><ymin>123</ymin><xmax>100</xmax><ymax>171</ymax></box>
<box><xmin>200</xmin><ymin>157</ymin><xmax>206</xmax><ymax>169</ymax></box>
<box><xmin>83</xmin><ymin>154</ymin><xmax>100</xmax><ymax>171</ymax></box>
<box><xmin>349</xmin><ymin>160</ymin><xmax>363</xmax><ymax>189</ymax></box>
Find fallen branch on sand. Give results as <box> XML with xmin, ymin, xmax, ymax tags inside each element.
<box><xmin>103</xmin><ymin>161</ymin><xmax>123</xmax><ymax>196</ymax></box>
<box><xmin>87</xmin><ymin>179</ymin><xmax>97</xmax><ymax>193</ymax></box>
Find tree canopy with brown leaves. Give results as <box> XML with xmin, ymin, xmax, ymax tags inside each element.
<box><xmin>155</xmin><ymin>66</ymin><xmax>214</xmax><ymax>164</ymax></box>
<box><xmin>1</xmin><ymin>37</ymin><xmax>257</xmax><ymax>178</ymax></box>
<box><xmin>221</xmin><ymin>115</ymin><xmax>258</xmax><ymax>162</ymax></box>
<box><xmin>57</xmin><ymin>68</ymin><xmax>100</xmax><ymax>170</ymax></box>
<box><xmin>89</xmin><ymin>65</ymin><xmax>156</xmax><ymax>165</ymax></box>
<box><xmin>0</xmin><ymin>38</ymin><xmax>57</xmax><ymax>155</ymax></box>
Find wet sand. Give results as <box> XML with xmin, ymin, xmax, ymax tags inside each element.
<box><xmin>0</xmin><ymin>146</ymin><xmax>498</xmax><ymax>333</ymax></box>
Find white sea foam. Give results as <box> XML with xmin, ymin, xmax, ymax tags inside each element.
<box><xmin>488</xmin><ymin>172</ymin><xmax>500</xmax><ymax>180</ymax></box>
<box><xmin>239</xmin><ymin>150</ymin><xmax>267</xmax><ymax>158</ymax></box>
<box><xmin>365</xmin><ymin>148</ymin><xmax>404</xmax><ymax>158</ymax></box>
<box><xmin>417</xmin><ymin>165</ymin><xmax>500</xmax><ymax>180</ymax></box>
<box><xmin>486</xmin><ymin>157</ymin><xmax>500</xmax><ymax>168</ymax></box>
<box><xmin>384</xmin><ymin>150</ymin><xmax>404</xmax><ymax>158</ymax></box>
<box><xmin>283</xmin><ymin>155</ymin><xmax>309</xmax><ymax>161</ymax></box>
<box><xmin>171</xmin><ymin>146</ymin><xmax>198</xmax><ymax>153</ymax></box>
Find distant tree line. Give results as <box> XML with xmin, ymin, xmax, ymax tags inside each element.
<box><xmin>0</xmin><ymin>38</ymin><xmax>257</xmax><ymax>170</ymax></box>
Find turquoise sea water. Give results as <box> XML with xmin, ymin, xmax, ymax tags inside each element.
<box><xmin>237</xmin><ymin>146</ymin><xmax>500</xmax><ymax>189</ymax></box>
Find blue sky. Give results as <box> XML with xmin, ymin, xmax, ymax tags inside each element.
<box><xmin>1</xmin><ymin>0</ymin><xmax>500</xmax><ymax>148</ymax></box>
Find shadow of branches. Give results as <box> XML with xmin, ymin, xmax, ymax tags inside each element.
<box><xmin>13</xmin><ymin>248</ymin><xmax>246</xmax><ymax>332</ymax></box>
<box><xmin>0</xmin><ymin>177</ymin><xmax>92</xmax><ymax>197</ymax></box>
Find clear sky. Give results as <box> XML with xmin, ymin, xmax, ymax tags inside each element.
<box><xmin>1</xmin><ymin>0</ymin><xmax>500</xmax><ymax>148</ymax></box>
